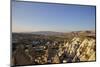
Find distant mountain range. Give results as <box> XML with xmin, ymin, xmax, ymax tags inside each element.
<box><xmin>31</xmin><ymin>31</ymin><xmax>65</xmax><ymax>36</ymax></box>
<box><xmin>30</xmin><ymin>30</ymin><xmax>95</xmax><ymax>36</ymax></box>
<box><xmin>13</xmin><ymin>30</ymin><xmax>95</xmax><ymax>37</ymax></box>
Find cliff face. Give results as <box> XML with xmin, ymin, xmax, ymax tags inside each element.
<box><xmin>59</xmin><ymin>36</ymin><xmax>96</xmax><ymax>63</ymax></box>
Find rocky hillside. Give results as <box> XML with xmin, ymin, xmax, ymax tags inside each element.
<box><xmin>58</xmin><ymin>36</ymin><xmax>96</xmax><ymax>63</ymax></box>
<box><xmin>12</xmin><ymin>32</ymin><xmax>96</xmax><ymax>66</ymax></box>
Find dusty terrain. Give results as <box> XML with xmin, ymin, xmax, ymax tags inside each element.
<box><xmin>11</xmin><ymin>30</ymin><xmax>96</xmax><ymax>66</ymax></box>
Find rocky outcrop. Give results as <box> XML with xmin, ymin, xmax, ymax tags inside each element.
<box><xmin>59</xmin><ymin>36</ymin><xmax>96</xmax><ymax>63</ymax></box>
<box><xmin>12</xmin><ymin>33</ymin><xmax>96</xmax><ymax>66</ymax></box>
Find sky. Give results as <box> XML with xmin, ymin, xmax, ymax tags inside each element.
<box><xmin>12</xmin><ymin>1</ymin><xmax>96</xmax><ymax>32</ymax></box>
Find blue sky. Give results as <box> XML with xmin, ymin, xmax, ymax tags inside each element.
<box><xmin>12</xmin><ymin>1</ymin><xmax>96</xmax><ymax>32</ymax></box>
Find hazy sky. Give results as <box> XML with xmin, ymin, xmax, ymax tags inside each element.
<box><xmin>12</xmin><ymin>1</ymin><xmax>96</xmax><ymax>32</ymax></box>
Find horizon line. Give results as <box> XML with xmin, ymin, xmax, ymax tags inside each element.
<box><xmin>12</xmin><ymin>29</ymin><xmax>95</xmax><ymax>33</ymax></box>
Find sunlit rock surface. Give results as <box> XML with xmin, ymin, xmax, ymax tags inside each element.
<box><xmin>65</xmin><ymin>37</ymin><xmax>96</xmax><ymax>62</ymax></box>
